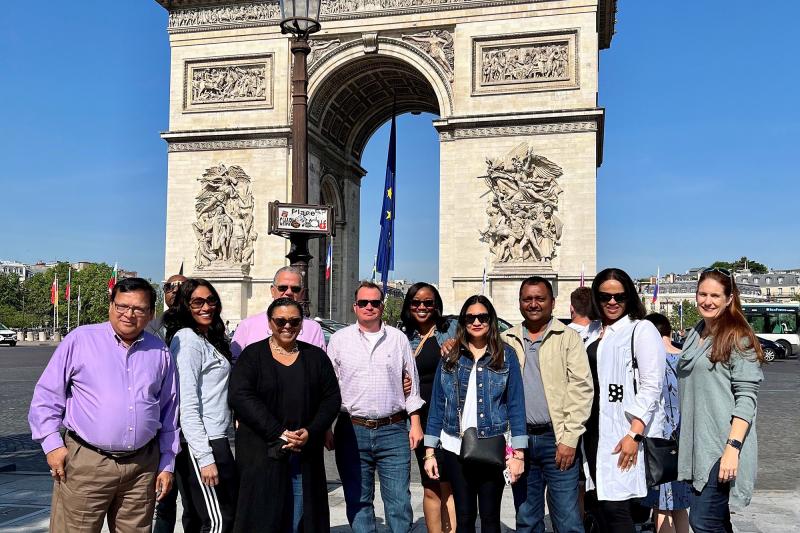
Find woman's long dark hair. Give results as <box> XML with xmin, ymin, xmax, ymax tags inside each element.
<box><xmin>591</xmin><ymin>267</ymin><xmax>646</xmax><ymax>323</ymax></box>
<box><xmin>445</xmin><ymin>295</ymin><xmax>505</xmax><ymax>371</ymax></box>
<box><xmin>400</xmin><ymin>282</ymin><xmax>449</xmax><ymax>338</ymax></box>
<box><xmin>697</xmin><ymin>270</ymin><xmax>764</xmax><ymax>365</ymax></box>
<box><xmin>164</xmin><ymin>278</ymin><xmax>232</xmax><ymax>361</ymax></box>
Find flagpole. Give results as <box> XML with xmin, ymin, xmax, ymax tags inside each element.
<box><xmin>77</xmin><ymin>286</ymin><xmax>81</xmax><ymax>327</ymax></box>
<box><xmin>52</xmin><ymin>275</ymin><xmax>57</xmax><ymax>338</ymax></box>
<box><xmin>66</xmin><ymin>268</ymin><xmax>71</xmax><ymax>332</ymax></box>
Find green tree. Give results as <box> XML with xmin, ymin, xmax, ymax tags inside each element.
<box><xmin>382</xmin><ymin>295</ymin><xmax>403</xmax><ymax>328</ymax></box>
<box><xmin>669</xmin><ymin>299</ymin><xmax>702</xmax><ymax>334</ymax></box>
<box><xmin>711</xmin><ymin>257</ymin><xmax>768</xmax><ymax>274</ymax></box>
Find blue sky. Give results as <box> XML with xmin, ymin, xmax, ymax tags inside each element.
<box><xmin>1</xmin><ymin>2</ymin><xmax>798</xmax><ymax>283</ymax></box>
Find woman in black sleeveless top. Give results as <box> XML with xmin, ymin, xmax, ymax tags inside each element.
<box><xmin>401</xmin><ymin>282</ymin><xmax>458</xmax><ymax>533</ymax></box>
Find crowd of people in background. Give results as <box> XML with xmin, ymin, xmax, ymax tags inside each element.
<box><xmin>27</xmin><ymin>264</ymin><xmax>763</xmax><ymax>533</ymax></box>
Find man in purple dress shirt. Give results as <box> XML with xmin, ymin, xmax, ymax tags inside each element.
<box><xmin>231</xmin><ymin>266</ymin><xmax>326</xmax><ymax>360</ymax></box>
<box><xmin>29</xmin><ymin>277</ymin><xmax>180</xmax><ymax>532</ymax></box>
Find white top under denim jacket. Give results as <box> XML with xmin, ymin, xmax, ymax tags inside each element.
<box><xmin>587</xmin><ymin>316</ymin><xmax>666</xmax><ymax>501</ymax></box>
<box><xmin>171</xmin><ymin>328</ymin><xmax>232</xmax><ymax>468</ymax></box>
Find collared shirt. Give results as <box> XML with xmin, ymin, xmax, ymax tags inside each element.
<box><xmin>28</xmin><ymin>322</ymin><xmax>180</xmax><ymax>473</ymax></box>
<box><xmin>568</xmin><ymin>319</ymin><xmax>602</xmax><ymax>346</ymax></box>
<box><xmin>523</xmin><ymin>322</ymin><xmax>552</xmax><ymax>425</ymax></box>
<box><xmin>327</xmin><ymin>323</ymin><xmax>425</xmax><ymax>418</ymax></box>
<box><xmin>230</xmin><ymin>312</ymin><xmax>326</xmax><ymax>361</ymax></box>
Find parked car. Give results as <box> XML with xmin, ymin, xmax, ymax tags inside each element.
<box><xmin>0</xmin><ymin>323</ymin><xmax>17</xmax><ymax>347</ymax></box>
<box><xmin>671</xmin><ymin>335</ymin><xmax>786</xmax><ymax>362</ymax></box>
<box><xmin>313</xmin><ymin>317</ymin><xmax>349</xmax><ymax>345</ymax></box>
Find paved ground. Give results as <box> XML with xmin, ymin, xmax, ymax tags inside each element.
<box><xmin>1</xmin><ymin>344</ymin><xmax>798</xmax><ymax>531</ymax></box>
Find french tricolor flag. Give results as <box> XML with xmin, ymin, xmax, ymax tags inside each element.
<box><xmin>325</xmin><ymin>240</ymin><xmax>333</xmax><ymax>281</ymax></box>
<box><xmin>652</xmin><ymin>267</ymin><xmax>660</xmax><ymax>303</ymax></box>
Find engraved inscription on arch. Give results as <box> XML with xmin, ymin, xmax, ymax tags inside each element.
<box><xmin>184</xmin><ymin>55</ymin><xmax>273</xmax><ymax>112</ymax></box>
<box><xmin>472</xmin><ymin>30</ymin><xmax>578</xmax><ymax>95</ymax></box>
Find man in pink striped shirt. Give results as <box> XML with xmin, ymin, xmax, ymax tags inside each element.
<box><xmin>231</xmin><ymin>266</ymin><xmax>326</xmax><ymax>361</ymax></box>
<box><xmin>328</xmin><ymin>281</ymin><xmax>424</xmax><ymax>532</ymax></box>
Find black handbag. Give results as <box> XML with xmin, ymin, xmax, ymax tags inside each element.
<box><xmin>459</xmin><ymin>427</ymin><xmax>506</xmax><ymax>468</ymax></box>
<box><xmin>631</xmin><ymin>324</ymin><xmax>679</xmax><ymax>487</ymax></box>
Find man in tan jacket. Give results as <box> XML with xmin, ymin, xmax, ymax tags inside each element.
<box><xmin>502</xmin><ymin>276</ymin><xmax>593</xmax><ymax>533</ymax></box>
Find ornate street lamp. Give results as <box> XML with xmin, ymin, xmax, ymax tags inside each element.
<box><xmin>277</xmin><ymin>0</ymin><xmax>323</xmax><ymax>313</ymax></box>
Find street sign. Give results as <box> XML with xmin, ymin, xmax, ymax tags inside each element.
<box><xmin>268</xmin><ymin>201</ymin><xmax>334</xmax><ymax>238</ymax></box>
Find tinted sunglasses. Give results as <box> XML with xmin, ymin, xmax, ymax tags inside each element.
<box><xmin>410</xmin><ymin>299</ymin><xmax>435</xmax><ymax>308</ymax></box>
<box><xmin>275</xmin><ymin>284</ymin><xmax>303</xmax><ymax>294</ymax></box>
<box><xmin>189</xmin><ymin>296</ymin><xmax>219</xmax><ymax>310</ymax></box>
<box><xmin>597</xmin><ymin>292</ymin><xmax>627</xmax><ymax>304</ymax></box>
<box><xmin>271</xmin><ymin>317</ymin><xmax>302</xmax><ymax>328</ymax></box>
<box><xmin>163</xmin><ymin>281</ymin><xmax>183</xmax><ymax>292</ymax></box>
<box><xmin>356</xmin><ymin>299</ymin><xmax>383</xmax><ymax>308</ymax></box>
<box><xmin>703</xmin><ymin>267</ymin><xmax>733</xmax><ymax>278</ymax></box>
<box><xmin>463</xmin><ymin>313</ymin><xmax>491</xmax><ymax>325</ymax></box>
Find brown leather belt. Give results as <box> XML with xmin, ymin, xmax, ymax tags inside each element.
<box><xmin>67</xmin><ymin>431</ymin><xmax>153</xmax><ymax>460</ymax></box>
<box><xmin>349</xmin><ymin>411</ymin><xmax>408</xmax><ymax>429</ymax></box>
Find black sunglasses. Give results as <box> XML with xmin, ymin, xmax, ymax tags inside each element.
<box><xmin>189</xmin><ymin>296</ymin><xmax>219</xmax><ymax>310</ymax></box>
<box><xmin>163</xmin><ymin>281</ymin><xmax>183</xmax><ymax>292</ymax></box>
<box><xmin>597</xmin><ymin>292</ymin><xmax>627</xmax><ymax>304</ymax></box>
<box><xmin>463</xmin><ymin>313</ymin><xmax>491</xmax><ymax>325</ymax></box>
<box><xmin>271</xmin><ymin>317</ymin><xmax>302</xmax><ymax>328</ymax></box>
<box><xmin>411</xmin><ymin>299</ymin><xmax>435</xmax><ymax>308</ymax></box>
<box><xmin>275</xmin><ymin>284</ymin><xmax>303</xmax><ymax>294</ymax></box>
<box><xmin>355</xmin><ymin>299</ymin><xmax>383</xmax><ymax>308</ymax></box>
<box><xmin>703</xmin><ymin>267</ymin><xmax>733</xmax><ymax>278</ymax></box>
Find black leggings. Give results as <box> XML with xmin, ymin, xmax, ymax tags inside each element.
<box><xmin>178</xmin><ymin>437</ymin><xmax>238</xmax><ymax>533</ymax></box>
<box><xmin>441</xmin><ymin>449</ymin><xmax>505</xmax><ymax>533</ymax></box>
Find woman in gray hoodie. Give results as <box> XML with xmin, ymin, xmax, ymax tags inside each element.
<box><xmin>677</xmin><ymin>268</ymin><xmax>764</xmax><ymax>532</ymax></box>
<box><xmin>165</xmin><ymin>279</ymin><xmax>236</xmax><ymax>533</ymax></box>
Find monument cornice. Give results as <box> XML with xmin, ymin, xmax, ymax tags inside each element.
<box><xmin>161</xmin><ymin>125</ymin><xmax>291</xmax><ymax>151</ymax></box>
<box><xmin>156</xmin><ymin>0</ymin><xmax>616</xmax><ymax>47</ymax></box>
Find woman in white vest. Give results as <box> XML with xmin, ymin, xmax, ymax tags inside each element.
<box><xmin>582</xmin><ymin>268</ymin><xmax>665</xmax><ymax>532</ymax></box>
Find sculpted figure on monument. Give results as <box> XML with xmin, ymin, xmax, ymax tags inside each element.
<box><xmin>479</xmin><ymin>143</ymin><xmax>564</xmax><ymax>264</ymax></box>
<box><xmin>193</xmin><ymin>164</ymin><xmax>258</xmax><ymax>269</ymax></box>
<box><xmin>169</xmin><ymin>3</ymin><xmax>280</xmax><ymax>28</ymax></box>
<box><xmin>191</xmin><ymin>65</ymin><xmax>267</xmax><ymax>104</ymax></box>
<box><xmin>309</xmin><ymin>39</ymin><xmax>342</xmax><ymax>65</ymax></box>
<box><xmin>481</xmin><ymin>43</ymin><xmax>569</xmax><ymax>84</ymax></box>
<box><xmin>402</xmin><ymin>29</ymin><xmax>454</xmax><ymax>82</ymax></box>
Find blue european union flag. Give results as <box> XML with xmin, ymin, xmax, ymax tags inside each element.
<box><xmin>375</xmin><ymin>114</ymin><xmax>396</xmax><ymax>294</ymax></box>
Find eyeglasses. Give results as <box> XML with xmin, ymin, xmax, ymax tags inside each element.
<box><xmin>410</xmin><ymin>299</ymin><xmax>435</xmax><ymax>308</ymax></box>
<box><xmin>113</xmin><ymin>303</ymin><xmax>150</xmax><ymax>317</ymax></box>
<box><xmin>163</xmin><ymin>281</ymin><xmax>183</xmax><ymax>293</ymax></box>
<box><xmin>355</xmin><ymin>299</ymin><xmax>383</xmax><ymax>308</ymax></box>
<box><xmin>463</xmin><ymin>313</ymin><xmax>491</xmax><ymax>325</ymax></box>
<box><xmin>703</xmin><ymin>267</ymin><xmax>733</xmax><ymax>278</ymax></box>
<box><xmin>275</xmin><ymin>285</ymin><xmax>303</xmax><ymax>294</ymax></box>
<box><xmin>189</xmin><ymin>296</ymin><xmax>219</xmax><ymax>310</ymax></box>
<box><xmin>271</xmin><ymin>317</ymin><xmax>302</xmax><ymax>329</ymax></box>
<box><xmin>598</xmin><ymin>292</ymin><xmax>627</xmax><ymax>304</ymax></box>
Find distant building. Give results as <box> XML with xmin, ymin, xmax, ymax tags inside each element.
<box><xmin>0</xmin><ymin>261</ymin><xmax>32</xmax><ymax>282</ymax></box>
<box><xmin>736</xmin><ymin>269</ymin><xmax>800</xmax><ymax>303</ymax></box>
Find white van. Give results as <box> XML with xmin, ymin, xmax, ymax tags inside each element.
<box><xmin>0</xmin><ymin>323</ymin><xmax>16</xmax><ymax>347</ymax></box>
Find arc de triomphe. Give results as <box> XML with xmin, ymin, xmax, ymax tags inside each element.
<box><xmin>155</xmin><ymin>0</ymin><xmax>616</xmax><ymax>323</ymax></box>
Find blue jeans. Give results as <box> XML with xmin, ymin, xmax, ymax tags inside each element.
<box><xmin>512</xmin><ymin>430</ymin><xmax>583</xmax><ymax>533</ymax></box>
<box><xmin>688</xmin><ymin>460</ymin><xmax>733</xmax><ymax>533</ymax></box>
<box><xmin>334</xmin><ymin>416</ymin><xmax>412</xmax><ymax>533</ymax></box>
<box><xmin>284</xmin><ymin>454</ymin><xmax>304</xmax><ymax>533</ymax></box>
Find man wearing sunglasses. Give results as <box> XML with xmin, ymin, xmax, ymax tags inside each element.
<box><xmin>145</xmin><ymin>273</ymin><xmax>187</xmax><ymax>342</ymax></box>
<box><xmin>327</xmin><ymin>281</ymin><xmax>424</xmax><ymax>533</ymax></box>
<box><xmin>502</xmin><ymin>276</ymin><xmax>594</xmax><ymax>533</ymax></box>
<box><xmin>231</xmin><ymin>266</ymin><xmax>326</xmax><ymax>361</ymax></box>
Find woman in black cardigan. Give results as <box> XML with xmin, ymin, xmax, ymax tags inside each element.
<box><xmin>228</xmin><ymin>297</ymin><xmax>341</xmax><ymax>532</ymax></box>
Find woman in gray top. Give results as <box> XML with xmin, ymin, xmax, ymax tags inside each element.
<box><xmin>165</xmin><ymin>279</ymin><xmax>237</xmax><ymax>533</ymax></box>
<box><xmin>677</xmin><ymin>268</ymin><xmax>764</xmax><ymax>533</ymax></box>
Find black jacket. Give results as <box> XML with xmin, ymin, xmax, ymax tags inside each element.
<box><xmin>228</xmin><ymin>339</ymin><xmax>341</xmax><ymax>532</ymax></box>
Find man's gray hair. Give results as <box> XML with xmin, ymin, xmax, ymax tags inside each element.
<box><xmin>273</xmin><ymin>266</ymin><xmax>304</xmax><ymax>287</ymax></box>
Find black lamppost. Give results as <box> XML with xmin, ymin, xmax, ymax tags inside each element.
<box><xmin>279</xmin><ymin>0</ymin><xmax>322</xmax><ymax>313</ymax></box>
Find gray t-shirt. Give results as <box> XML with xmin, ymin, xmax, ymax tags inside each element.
<box><xmin>523</xmin><ymin>328</ymin><xmax>551</xmax><ymax>425</ymax></box>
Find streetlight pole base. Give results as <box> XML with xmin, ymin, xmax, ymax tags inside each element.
<box><xmin>287</xmin><ymin>234</ymin><xmax>313</xmax><ymax>316</ymax></box>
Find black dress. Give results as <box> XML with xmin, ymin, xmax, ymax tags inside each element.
<box><xmin>228</xmin><ymin>339</ymin><xmax>341</xmax><ymax>533</ymax></box>
<box><xmin>414</xmin><ymin>333</ymin><xmax>449</xmax><ymax>485</ymax></box>
<box><xmin>584</xmin><ymin>338</ymin><xmax>601</xmax><ymax>482</ymax></box>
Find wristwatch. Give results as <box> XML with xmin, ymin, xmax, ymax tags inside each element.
<box><xmin>726</xmin><ymin>438</ymin><xmax>743</xmax><ymax>451</ymax></box>
<box><xmin>627</xmin><ymin>431</ymin><xmax>644</xmax><ymax>443</ymax></box>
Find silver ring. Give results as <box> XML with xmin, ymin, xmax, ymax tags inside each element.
<box><xmin>49</xmin><ymin>469</ymin><xmax>55</xmax><ymax>474</ymax></box>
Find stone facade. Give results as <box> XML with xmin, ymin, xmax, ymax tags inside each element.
<box><xmin>155</xmin><ymin>0</ymin><xmax>616</xmax><ymax>323</ymax></box>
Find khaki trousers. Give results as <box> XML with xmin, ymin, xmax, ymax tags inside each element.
<box><xmin>50</xmin><ymin>433</ymin><xmax>159</xmax><ymax>533</ymax></box>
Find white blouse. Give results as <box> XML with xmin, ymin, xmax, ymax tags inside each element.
<box><xmin>440</xmin><ymin>364</ymin><xmax>478</xmax><ymax>455</ymax></box>
<box><xmin>589</xmin><ymin>316</ymin><xmax>666</xmax><ymax>501</ymax></box>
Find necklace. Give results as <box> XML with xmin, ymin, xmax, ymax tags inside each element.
<box><xmin>269</xmin><ymin>337</ymin><xmax>299</xmax><ymax>357</ymax></box>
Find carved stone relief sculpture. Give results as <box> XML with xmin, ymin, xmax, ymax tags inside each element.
<box><xmin>185</xmin><ymin>56</ymin><xmax>273</xmax><ymax>111</ymax></box>
<box><xmin>309</xmin><ymin>39</ymin><xmax>342</xmax><ymax>65</ymax></box>
<box><xmin>479</xmin><ymin>143</ymin><xmax>564</xmax><ymax>264</ymax></box>
<box><xmin>402</xmin><ymin>29</ymin><xmax>454</xmax><ymax>82</ymax></box>
<box><xmin>481</xmin><ymin>42</ymin><xmax>569</xmax><ymax>84</ymax></box>
<box><xmin>169</xmin><ymin>3</ymin><xmax>280</xmax><ymax>28</ymax></box>
<box><xmin>193</xmin><ymin>164</ymin><xmax>258</xmax><ymax>270</ymax></box>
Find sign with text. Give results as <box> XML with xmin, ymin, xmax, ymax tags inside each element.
<box><xmin>268</xmin><ymin>202</ymin><xmax>334</xmax><ymax>237</ymax></box>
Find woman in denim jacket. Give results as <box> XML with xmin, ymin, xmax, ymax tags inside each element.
<box><xmin>423</xmin><ymin>295</ymin><xmax>528</xmax><ymax>533</ymax></box>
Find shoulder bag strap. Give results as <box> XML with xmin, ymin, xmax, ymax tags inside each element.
<box><xmin>630</xmin><ymin>322</ymin><xmax>639</xmax><ymax>395</ymax></box>
<box><xmin>413</xmin><ymin>327</ymin><xmax>437</xmax><ymax>358</ymax></box>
